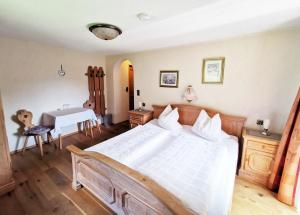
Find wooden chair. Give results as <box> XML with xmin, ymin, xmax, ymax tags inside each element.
<box><xmin>17</xmin><ymin>110</ymin><xmax>53</xmax><ymax>158</ymax></box>
<box><xmin>83</xmin><ymin>100</ymin><xmax>102</xmax><ymax>137</ymax></box>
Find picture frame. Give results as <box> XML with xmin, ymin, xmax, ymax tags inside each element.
<box><xmin>202</xmin><ymin>57</ymin><xmax>225</xmax><ymax>84</ymax></box>
<box><xmin>159</xmin><ymin>70</ymin><xmax>179</xmax><ymax>88</ymax></box>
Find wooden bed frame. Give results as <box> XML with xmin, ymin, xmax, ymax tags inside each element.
<box><xmin>67</xmin><ymin>104</ymin><xmax>246</xmax><ymax>215</ymax></box>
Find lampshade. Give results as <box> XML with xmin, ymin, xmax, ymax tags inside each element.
<box><xmin>89</xmin><ymin>23</ymin><xmax>122</xmax><ymax>40</ymax></box>
<box><xmin>263</xmin><ymin>119</ymin><xmax>271</xmax><ymax>130</ymax></box>
<box><xmin>184</xmin><ymin>85</ymin><xmax>197</xmax><ymax>103</ymax></box>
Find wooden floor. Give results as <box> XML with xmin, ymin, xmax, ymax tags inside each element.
<box><xmin>0</xmin><ymin>122</ymin><xmax>298</xmax><ymax>215</ymax></box>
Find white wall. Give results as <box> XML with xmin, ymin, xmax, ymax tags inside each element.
<box><xmin>0</xmin><ymin>37</ymin><xmax>105</xmax><ymax>151</ymax></box>
<box><xmin>106</xmin><ymin>29</ymin><xmax>300</xmax><ymax>133</ymax></box>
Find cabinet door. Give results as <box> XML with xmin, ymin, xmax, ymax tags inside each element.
<box><xmin>245</xmin><ymin>148</ymin><xmax>274</xmax><ymax>176</ymax></box>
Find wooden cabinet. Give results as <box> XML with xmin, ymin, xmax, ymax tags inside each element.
<box><xmin>0</xmin><ymin>93</ymin><xmax>15</xmax><ymax>195</ymax></box>
<box><xmin>239</xmin><ymin>128</ymin><xmax>281</xmax><ymax>187</ymax></box>
<box><xmin>128</xmin><ymin>110</ymin><xmax>153</xmax><ymax>128</ymax></box>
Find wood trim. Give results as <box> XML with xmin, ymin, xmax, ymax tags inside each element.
<box><xmin>268</xmin><ymin>87</ymin><xmax>300</xmax><ymax>190</ymax></box>
<box><xmin>0</xmin><ymin>179</ymin><xmax>15</xmax><ymax>196</ymax></box>
<box><xmin>67</xmin><ymin>145</ymin><xmax>194</xmax><ymax>215</ymax></box>
<box><xmin>152</xmin><ymin>104</ymin><xmax>246</xmax><ymax>140</ymax></box>
<box><xmin>0</xmin><ymin>92</ymin><xmax>15</xmax><ymax>195</ymax></box>
<box><xmin>277</xmin><ymin>108</ymin><xmax>300</xmax><ymax>205</ymax></box>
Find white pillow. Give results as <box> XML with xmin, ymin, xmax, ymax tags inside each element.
<box><xmin>192</xmin><ymin>109</ymin><xmax>222</xmax><ymax>141</ymax></box>
<box><xmin>158</xmin><ymin>104</ymin><xmax>172</xmax><ymax>119</ymax></box>
<box><xmin>158</xmin><ymin>107</ymin><xmax>182</xmax><ymax>131</ymax></box>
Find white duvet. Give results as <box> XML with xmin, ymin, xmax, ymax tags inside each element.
<box><xmin>86</xmin><ymin>122</ymin><xmax>172</xmax><ymax>166</ymax></box>
<box><xmin>85</xmin><ymin>120</ymin><xmax>238</xmax><ymax>215</ymax></box>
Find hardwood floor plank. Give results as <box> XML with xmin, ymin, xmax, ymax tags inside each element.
<box><xmin>48</xmin><ymin>193</ymin><xmax>83</xmax><ymax>215</ymax></box>
<box><xmin>14</xmin><ymin>180</ymin><xmax>50</xmax><ymax>213</ymax></box>
<box><xmin>62</xmin><ymin>187</ymin><xmax>115</xmax><ymax>215</ymax></box>
<box><xmin>46</xmin><ymin>167</ymin><xmax>69</xmax><ymax>188</ymax></box>
<box><xmin>49</xmin><ymin>159</ymin><xmax>73</xmax><ymax>181</ymax></box>
<box><xmin>0</xmin><ymin>192</ymin><xmax>25</xmax><ymax>215</ymax></box>
<box><xmin>231</xmin><ymin>177</ymin><xmax>298</xmax><ymax>215</ymax></box>
<box><xmin>30</xmin><ymin>169</ymin><xmax>61</xmax><ymax>201</ymax></box>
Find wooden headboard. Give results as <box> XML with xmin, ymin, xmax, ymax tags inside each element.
<box><xmin>152</xmin><ymin>104</ymin><xmax>247</xmax><ymax>140</ymax></box>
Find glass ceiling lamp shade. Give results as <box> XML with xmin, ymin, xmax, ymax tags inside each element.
<box><xmin>184</xmin><ymin>85</ymin><xmax>197</xmax><ymax>103</ymax></box>
<box><xmin>89</xmin><ymin>23</ymin><xmax>122</xmax><ymax>40</ymax></box>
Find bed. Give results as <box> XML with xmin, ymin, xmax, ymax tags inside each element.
<box><xmin>67</xmin><ymin>104</ymin><xmax>246</xmax><ymax>215</ymax></box>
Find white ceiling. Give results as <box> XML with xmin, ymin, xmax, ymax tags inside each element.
<box><xmin>1</xmin><ymin>0</ymin><xmax>300</xmax><ymax>55</ymax></box>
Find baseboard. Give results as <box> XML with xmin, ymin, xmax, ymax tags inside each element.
<box><xmin>11</xmin><ymin>131</ymin><xmax>81</xmax><ymax>154</ymax></box>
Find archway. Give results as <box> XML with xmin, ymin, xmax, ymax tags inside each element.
<box><xmin>112</xmin><ymin>59</ymin><xmax>134</xmax><ymax>123</ymax></box>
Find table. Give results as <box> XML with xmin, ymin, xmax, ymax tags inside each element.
<box><xmin>42</xmin><ymin>107</ymin><xmax>97</xmax><ymax>149</ymax></box>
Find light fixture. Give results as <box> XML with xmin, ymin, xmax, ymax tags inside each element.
<box><xmin>57</xmin><ymin>64</ymin><xmax>66</xmax><ymax>77</ymax></box>
<box><xmin>183</xmin><ymin>85</ymin><xmax>197</xmax><ymax>103</ymax></box>
<box><xmin>89</xmin><ymin>23</ymin><xmax>122</xmax><ymax>40</ymax></box>
<box><xmin>137</xmin><ymin>13</ymin><xmax>151</xmax><ymax>21</ymax></box>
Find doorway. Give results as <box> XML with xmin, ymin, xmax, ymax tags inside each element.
<box><xmin>114</xmin><ymin>60</ymin><xmax>134</xmax><ymax>123</ymax></box>
<box><xmin>128</xmin><ymin>65</ymin><xmax>134</xmax><ymax>111</ymax></box>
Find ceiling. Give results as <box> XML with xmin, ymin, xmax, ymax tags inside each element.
<box><xmin>1</xmin><ymin>0</ymin><xmax>300</xmax><ymax>55</ymax></box>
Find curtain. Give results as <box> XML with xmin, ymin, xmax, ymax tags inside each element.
<box><xmin>268</xmin><ymin>87</ymin><xmax>300</xmax><ymax>206</ymax></box>
<box><xmin>277</xmin><ymin>107</ymin><xmax>300</xmax><ymax>205</ymax></box>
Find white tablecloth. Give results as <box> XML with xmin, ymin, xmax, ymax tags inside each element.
<box><xmin>42</xmin><ymin>107</ymin><xmax>97</xmax><ymax>135</ymax></box>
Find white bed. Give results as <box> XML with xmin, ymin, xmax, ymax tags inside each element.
<box><xmin>67</xmin><ymin>104</ymin><xmax>246</xmax><ymax>215</ymax></box>
<box><xmin>86</xmin><ymin>119</ymin><xmax>239</xmax><ymax>215</ymax></box>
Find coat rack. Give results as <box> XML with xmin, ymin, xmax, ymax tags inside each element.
<box><xmin>85</xmin><ymin>66</ymin><xmax>106</xmax><ymax>116</ymax></box>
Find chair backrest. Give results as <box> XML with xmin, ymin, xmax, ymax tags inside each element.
<box><xmin>83</xmin><ymin>100</ymin><xmax>95</xmax><ymax>110</ymax></box>
<box><xmin>17</xmin><ymin>109</ymin><xmax>34</xmax><ymax>129</ymax></box>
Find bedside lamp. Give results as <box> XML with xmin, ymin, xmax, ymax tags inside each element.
<box><xmin>262</xmin><ymin>119</ymin><xmax>270</xmax><ymax>136</ymax></box>
<box><xmin>183</xmin><ymin>85</ymin><xmax>197</xmax><ymax>103</ymax></box>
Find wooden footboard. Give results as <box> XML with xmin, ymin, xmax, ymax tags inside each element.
<box><xmin>67</xmin><ymin>145</ymin><xmax>194</xmax><ymax>215</ymax></box>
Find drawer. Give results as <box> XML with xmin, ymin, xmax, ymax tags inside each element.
<box><xmin>129</xmin><ymin>117</ymin><xmax>142</xmax><ymax>124</ymax></box>
<box><xmin>247</xmin><ymin>140</ymin><xmax>277</xmax><ymax>154</ymax></box>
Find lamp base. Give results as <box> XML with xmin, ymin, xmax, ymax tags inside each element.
<box><xmin>262</xmin><ymin>129</ymin><xmax>269</xmax><ymax>136</ymax></box>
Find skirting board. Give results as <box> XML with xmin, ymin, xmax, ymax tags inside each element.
<box><xmin>11</xmin><ymin>130</ymin><xmax>80</xmax><ymax>154</ymax></box>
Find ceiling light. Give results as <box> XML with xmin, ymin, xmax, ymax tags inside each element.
<box><xmin>89</xmin><ymin>23</ymin><xmax>122</xmax><ymax>40</ymax></box>
<box><xmin>137</xmin><ymin>13</ymin><xmax>151</xmax><ymax>21</ymax></box>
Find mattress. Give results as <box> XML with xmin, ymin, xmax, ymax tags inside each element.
<box><xmin>85</xmin><ymin>119</ymin><xmax>238</xmax><ymax>215</ymax></box>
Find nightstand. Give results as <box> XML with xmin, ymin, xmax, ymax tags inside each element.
<box><xmin>128</xmin><ymin>110</ymin><xmax>153</xmax><ymax>128</ymax></box>
<box><xmin>239</xmin><ymin>128</ymin><xmax>281</xmax><ymax>187</ymax></box>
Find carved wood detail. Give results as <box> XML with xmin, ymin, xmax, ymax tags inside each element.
<box><xmin>67</xmin><ymin>145</ymin><xmax>191</xmax><ymax>215</ymax></box>
<box><xmin>152</xmin><ymin>104</ymin><xmax>246</xmax><ymax>140</ymax></box>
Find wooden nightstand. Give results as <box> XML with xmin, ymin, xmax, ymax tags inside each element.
<box><xmin>239</xmin><ymin>128</ymin><xmax>281</xmax><ymax>187</ymax></box>
<box><xmin>128</xmin><ymin>110</ymin><xmax>153</xmax><ymax>128</ymax></box>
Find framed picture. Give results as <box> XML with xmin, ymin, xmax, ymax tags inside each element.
<box><xmin>159</xmin><ymin>70</ymin><xmax>179</xmax><ymax>88</ymax></box>
<box><xmin>202</xmin><ymin>57</ymin><xmax>225</xmax><ymax>84</ymax></box>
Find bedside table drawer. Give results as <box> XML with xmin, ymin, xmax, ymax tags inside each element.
<box><xmin>247</xmin><ymin>140</ymin><xmax>277</xmax><ymax>154</ymax></box>
<box><xmin>129</xmin><ymin>116</ymin><xmax>142</xmax><ymax>123</ymax></box>
<box><xmin>128</xmin><ymin>110</ymin><xmax>153</xmax><ymax>128</ymax></box>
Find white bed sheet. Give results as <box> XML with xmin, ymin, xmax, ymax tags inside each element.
<box><xmin>85</xmin><ymin>119</ymin><xmax>238</xmax><ymax>215</ymax></box>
